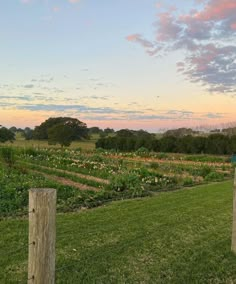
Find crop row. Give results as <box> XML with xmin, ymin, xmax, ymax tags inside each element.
<box><xmin>0</xmin><ymin>146</ymin><xmax>234</xmax><ymax>217</ymax></box>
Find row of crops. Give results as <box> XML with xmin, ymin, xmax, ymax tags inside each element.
<box><xmin>0</xmin><ymin>146</ymin><xmax>234</xmax><ymax>217</ymax></box>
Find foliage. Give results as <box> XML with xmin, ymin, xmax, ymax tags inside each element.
<box><xmin>23</xmin><ymin>127</ymin><xmax>33</xmax><ymax>140</ymax></box>
<box><xmin>0</xmin><ymin>147</ymin><xmax>16</xmax><ymax>167</ymax></box>
<box><xmin>204</xmin><ymin>171</ymin><xmax>225</xmax><ymax>181</ymax></box>
<box><xmin>88</xmin><ymin>126</ymin><xmax>103</xmax><ymax>135</ymax></box>
<box><xmin>0</xmin><ymin>145</ymin><xmax>233</xmax><ymax>217</ymax></box>
<box><xmin>48</xmin><ymin>124</ymin><xmax>74</xmax><ymax>147</ymax></box>
<box><xmin>163</xmin><ymin>127</ymin><xmax>199</xmax><ymax>137</ymax></box>
<box><xmin>96</xmin><ymin>133</ymin><xmax>236</xmax><ymax>155</ymax></box>
<box><xmin>182</xmin><ymin>177</ymin><xmax>194</xmax><ymax>186</ymax></box>
<box><xmin>0</xmin><ymin>127</ymin><xmax>15</xmax><ymax>143</ymax></box>
<box><xmin>135</xmin><ymin>147</ymin><xmax>149</xmax><ymax>156</ymax></box>
<box><xmin>33</xmin><ymin>117</ymin><xmax>88</xmax><ymax>140</ymax></box>
<box><xmin>108</xmin><ymin>172</ymin><xmax>144</xmax><ymax>196</ymax></box>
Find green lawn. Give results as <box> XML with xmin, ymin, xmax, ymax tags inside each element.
<box><xmin>1</xmin><ymin>181</ymin><xmax>236</xmax><ymax>283</ymax></box>
<box><xmin>1</xmin><ymin>138</ymin><xmax>96</xmax><ymax>151</ymax></box>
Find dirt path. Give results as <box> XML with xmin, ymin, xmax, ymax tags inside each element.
<box><xmin>25</xmin><ymin>162</ymin><xmax>110</xmax><ymax>185</ymax></box>
<box><xmin>30</xmin><ymin>170</ymin><xmax>100</xmax><ymax>191</ymax></box>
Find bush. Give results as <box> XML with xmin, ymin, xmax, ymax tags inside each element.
<box><xmin>91</xmin><ymin>154</ymin><xmax>105</xmax><ymax>163</ymax></box>
<box><xmin>199</xmin><ymin>166</ymin><xmax>212</xmax><ymax>177</ymax></box>
<box><xmin>204</xmin><ymin>172</ymin><xmax>224</xmax><ymax>181</ymax></box>
<box><xmin>182</xmin><ymin>177</ymin><xmax>194</xmax><ymax>186</ymax></box>
<box><xmin>108</xmin><ymin>172</ymin><xmax>144</xmax><ymax>196</ymax></box>
<box><xmin>136</xmin><ymin>147</ymin><xmax>149</xmax><ymax>157</ymax></box>
<box><xmin>23</xmin><ymin>147</ymin><xmax>39</xmax><ymax>157</ymax></box>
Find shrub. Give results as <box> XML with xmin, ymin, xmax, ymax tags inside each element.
<box><xmin>108</xmin><ymin>172</ymin><xmax>144</xmax><ymax>196</ymax></box>
<box><xmin>199</xmin><ymin>165</ymin><xmax>212</xmax><ymax>177</ymax></box>
<box><xmin>136</xmin><ymin>147</ymin><xmax>149</xmax><ymax>157</ymax></box>
<box><xmin>95</xmin><ymin>147</ymin><xmax>106</xmax><ymax>154</ymax></box>
<box><xmin>24</xmin><ymin>147</ymin><xmax>39</xmax><ymax>157</ymax></box>
<box><xmin>91</xmin><ymin>154</ymin><xmax>105</xmax><ymax>163</ymax></box>
<box><xmin>204</xmin><ymin>172</ymin><xmax>224</xmax><ymax>181</ymax></box>
<box><xmin>182</xmin><ymin>177</ymin><xmax>194</xmax><ymax>186</ymax></box>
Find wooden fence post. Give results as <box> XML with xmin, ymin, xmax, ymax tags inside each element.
<box><xmin>28</xmin><ymin>188</ymin><xmax>57</xmax><ymax>283</ymax></box>
<box><xmin>232</xmin><ymin>169</ymin><xmax>236</xmax><ymax>253</ymax></box>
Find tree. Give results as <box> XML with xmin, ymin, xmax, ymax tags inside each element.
<box><xmin>48</xmin><ymin>124</ymin><xmax>74</xmax><ymax>147</ymax></box>
<box><xmin>33</xmin><ymin>117</ymin><xmax>88</xmax><ymax>140</ymax></box>
<box><xmin>104</xmin><ymin>128</ymin><xmax>114</xmax><ymax>135</ymax></box>
<box><xmin>159</xmin><ymin>136</ymin><xmax>177</xmax><ymax>152</ymax></box>
<box><xmin>116</xmin><ymin>129</ymin><xmax>134</xmax><ymax>137</ymax></box>
<box><xmin>88</xmin><ymin>127</ymin><xmax>103</xmax><ymax>135</ymax></box>
<box><xmin>206</xmin><ymin>134</ymin><xmax>230</xmax><ymax>155</ymax></box>
<box><xmin>177</xmin><ymin>135</ymin><xmax>194</xmax><ymax>153</ymax></box>
<box><xmin>23</xmin><ymin>127</ymin><xmax>33</xmax><ymax>140</ymax></box>
<box><xmin>163</xmin><ymin>128</ymin><xmax>198</xmax><ymax>137</ymax></box>
<box><xmin>0</xmin><ymin>127</ymin><xmax>15</xmax><ymax>143</ymax></box>
<box><xmin>9</xmin><ymin>126</ymin><xmax>17</xmax><ymax>133</ymax></box>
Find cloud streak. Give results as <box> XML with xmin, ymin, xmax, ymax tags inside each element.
<box><xmin>0</xmin><ymin>99</ymin><xmax>225</xmax><ymax>122</ymax></box>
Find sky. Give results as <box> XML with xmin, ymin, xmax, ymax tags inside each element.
<box><xmin>0</xmin><ymin>0</ymin><xmax>236</xmax><ymax>131</ymax></box>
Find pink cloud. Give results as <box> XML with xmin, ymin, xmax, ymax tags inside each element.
<box><xmin>155</xmin><ymin>12</ymin><xmax>181</xmax><ymax>41</ymax></box>
<box><xmin>126</xmin><ymin>34</ymin><xmax>162</xmax><ymax>56</ymax></box>
<box><xmin>126</xmin><ymin>34</ymin><xmax>139</xmax><ymax>42</ymax></box>
<box><xmin>127</xmin><ymin>0</ymin><xmax>236</xmax><ymax>94</ymax></box>
<box><xmin>193</xmin><ymin>0</ymin><xmax>236</xmax><ymax>21</ymax></box>
<box><xmin>126</xmin><ymin>34</ymin><xmax>154</xmax><ymax>48</ymax></box>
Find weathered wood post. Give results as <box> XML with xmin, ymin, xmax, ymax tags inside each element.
<box><xmin>232</xmin><ymin>169</ymin><xmax>236</xmax><ymax>253</ymax></box>
<box><xmin>28</xmin><ymin>188</ymin><xmax>57</xmax><ymax>283</ymax></box>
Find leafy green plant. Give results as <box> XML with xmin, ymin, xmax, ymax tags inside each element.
<box><xmin>23</xmin><ymin>147</ymin><xmax>39</xmax><ymax>157</ymax></box>
<box><xmin>199</xmin><ymin>165</ymin><xmax>212</xmax><ymax>177</ymax></box>
<box><xmin>0</xmin><ymin>147</ymin><xmax>16</xmax><ymax>167</ymax></box>
<box><xmin>91</xmin><ymin>154</ymin><xmax>105</xmax><ymax>163</ymax></box>
<box><xmin>155</xmin><ymin>152</ymin><xmax>168</xmax><ymax>159</ymax></box>
<box><xmin>108</xmin><ymin>172</ymin><xmax>144</xmax><ymax>196</ymax></box>
<box><xmin>136</xmin><ymin>147</ymin><xmax>149</xmax><ymax>157</ymax></box>
<box><xmin>182</xmin><ymin>177</ymin><xmax>194</xmax><ymax>186</ymax></box>
<box><xmin>204</xmin><ymin>171</ymin><xmax>224</xmax><ymax>181</ymax></box>
<box><xmin>150</xmin><ymin>162</ymin><xmax>159</xmax><ymax>169</ymax></box>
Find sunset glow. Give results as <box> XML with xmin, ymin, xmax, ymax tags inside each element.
<box><xmin>1</xmin><ymin>0</ymin><xmax>236</xmax><ymax>130</ymax></box>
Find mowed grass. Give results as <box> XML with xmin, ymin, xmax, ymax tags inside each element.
<box><xmin>1</xmin><ymin>181</ymin><xmax>236</xmax><ymax>283</ymax></box>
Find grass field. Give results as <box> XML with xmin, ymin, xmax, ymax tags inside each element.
<box><xmin>2</xmin><ymin>137</ymin><xmax>97</xmax><ymax>151</ymax></box>
<box><xmin>1</xmin><ymin>180</ymin><xmax>236</xmax><ymax>283</ymax></box>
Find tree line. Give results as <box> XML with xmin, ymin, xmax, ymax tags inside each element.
<box><xmin>96</xmin><ymin>132</ymin><xmax>236</xmax><ymax>155</ymax></box>
<box><xmin>2</xmin><ymin>118</ymin><xmax>236</xmax><ymax>154</ymax></box>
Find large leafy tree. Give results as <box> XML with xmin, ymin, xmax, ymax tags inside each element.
<box><xmin>33</xmin><ymin>117</ymin><xmax>88</xmax><ymax>140</ymax></box>
<box><xmin>48</xmin><ymin>124</ymin><xmax>74</xmax><ymax>147</ymax></box>
<box><xmin>0</xmin><ymin>127</ymin><xmax>15</xmax><ymax>143</ymax></box>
